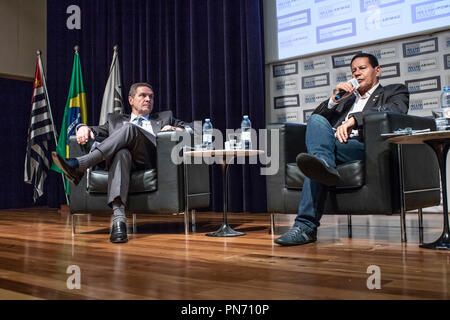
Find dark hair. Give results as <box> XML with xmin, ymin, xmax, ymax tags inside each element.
<box><xmin>128</xmin><ymin>82</ymin><xmax>153</xmax><ymax>97</ymax></box>
<box><xmin>350</xmin><ymin>53</ymin><xmax>379</xmax><ymax>68</ymax></box>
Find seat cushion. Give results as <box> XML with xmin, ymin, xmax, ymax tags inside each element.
<box><xmin>87</xmin><ymin>168</ymin><xmax>157</xmax><ymax>194</ymax></box>
<box><xmin>286</xmin><ymin>160</ymin><xmax>365</xmax><ymax>190</ymax></box>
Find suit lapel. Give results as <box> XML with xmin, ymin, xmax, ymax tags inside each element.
<box><xmin>336</xmin><ymin>95</ymin><xmax>356</xmax><ymax>114</ymax></box>
<box><xmin>362</xmin><ymin>84</ymin><xmax>384</xmax><ymax>111</ymax></box>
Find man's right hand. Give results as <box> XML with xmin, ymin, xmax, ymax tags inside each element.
<box><xmin>332</xmin><ymin>81</ymin><xmax>356</xmax><ymax>102</ymax></box>
<box><xmin>76</xmin><ymin>125</ymin><xmax>95</xmax><ymax>145</ymax></box>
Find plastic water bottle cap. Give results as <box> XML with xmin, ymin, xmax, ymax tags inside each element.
<box><xmin>243</xmin><ymin>115</ymin><xmax>248</xmax><ymax>119</ymax></box>
<box><xmin>205</xmin><ymin>118</ymin><xmax>210</xmax><ymax>122</ymax></box>
<box><xmin>444</xmin><ymin>86</ymin><xmax>450</xmax><ymax>92</ymax></box>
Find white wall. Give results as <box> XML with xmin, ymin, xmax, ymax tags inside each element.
<box><xmin>0</xmin><ymin>0</ymin><xmax>47</xmax><ymax>80</ymax></box>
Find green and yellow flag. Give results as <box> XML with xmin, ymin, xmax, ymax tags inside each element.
<box><xmin>51</xmin><ymin>50</ymin><xmax>87</xmax><ymax>194</ymax></box>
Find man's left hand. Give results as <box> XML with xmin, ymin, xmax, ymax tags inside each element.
<box><xmin>161</xmin><ymin>125</ymin><xmax>183</xmax><ymax>131</ymax></box>
<box><xmin>335</xmin><ymin>117</ymin><xmax>356</xmax><ymax>143</ymax></box>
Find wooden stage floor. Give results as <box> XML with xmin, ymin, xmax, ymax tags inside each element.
<box><xmin>0</xmin><ymin>207</ymin><xmax>449</xmax><ymax>300</ymax></box>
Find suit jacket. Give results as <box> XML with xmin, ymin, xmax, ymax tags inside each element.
<box><xmin>89</xmin><ymin>110</ymin><xmax>191</xmax><ymax>146</ymax></box>
<box><xmin>313</xmin><ymin>83</ymin><xmax>409</xmax><ymax>137</ymax></box>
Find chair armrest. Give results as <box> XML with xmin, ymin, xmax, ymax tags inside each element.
<box><xmin>68</xmin><ymin>135</ymin><xmax>90</xmax><ymax>213</ymax></box>
<box><xmin>363</xmin><ymin>112</ymin><xmax>434</xmax><ymax>164</ymax></box>
<box><xmin>363</xmin><ymin>112</ymin><xmax>436</xmax><ymax>139</ymax></box>
<box><xmin>266</xmin><ymin>123</ymin><xmax>307</xmax><ymax>212</ymax></box>
<box><xmin>363</xmin><ymin>112</ymin><xmax>439</xmax><ymax>210</ymax></box>
<box><xmin>267</xmin><ymin>123</ymin><xmax>307</xmax><ymax>165</ymax></box>
<box><xmin>69</xmin><ymin>135</ymin><xmax>92</xmax><ymax>157</ymax></box>
<box><xmin>154</xmin><ymin>132</ymin><xmax>184</xmax><ymax>205</ymax></box>
<box><xmin>155</xmin><ymin>131</ymin><xmax>210</xmax><ymax>210</ymax></box>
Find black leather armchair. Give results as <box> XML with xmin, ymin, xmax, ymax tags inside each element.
<box><xmin>266</xmin><ymin>112</ymin><xmax>441</xmax><ymax>242</ymax></box>
<box><xmin>68</xmin><ymin>132</ymin><xmax>210</xmax><ymax>234</ymax></box>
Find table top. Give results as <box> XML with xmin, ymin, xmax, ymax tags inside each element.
<box><xmin>387</xmin><ymin>130</ymin><xmax>450</xmax><ymax>145</ymax></box>
<box><xmin>184</xmin><ymin>149</ymin><xmax>264</xmax><ymax>157</ymax></box>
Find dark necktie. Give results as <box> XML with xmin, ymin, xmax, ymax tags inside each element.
<box><xmin>135</xmin><ymin>117</ymin><xmax>144</xmax><ymax>127</ymax></box>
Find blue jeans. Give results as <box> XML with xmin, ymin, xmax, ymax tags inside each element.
<box><xmin>294</xmin><ymin>114</ymin><xmax>365</xmax><ymax>231</ymax></box>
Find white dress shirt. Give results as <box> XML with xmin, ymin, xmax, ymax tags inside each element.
<box><xmin>130</xmin><ymin>113</ymin><xmax>155</xmax><ymax>136</ymax></box>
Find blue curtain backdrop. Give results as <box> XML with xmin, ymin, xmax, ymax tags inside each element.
<box><xmin>44</xmin><ymin>0</ymin><xmax>266</xmax><ymax>213</ymax></box>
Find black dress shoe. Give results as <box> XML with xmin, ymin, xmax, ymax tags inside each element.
<box><xmin>51</xmin><ymin>152</ymin><xmax>84</xmax><ymax>185</ymax></box>
<box><xmin>296</xmin><ymin>153</ymin><xmax>340</xmax><ymax>186</ymax></box>
<box><xmin>110</xmin><ymin>221</ymin><xmax>128</xmax><ymax>243</ymax></box>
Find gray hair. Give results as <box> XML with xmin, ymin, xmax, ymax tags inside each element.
<box><xmin>128</xmin><ymin>82</ymin><xmax>153</xmax><ymax>97</ymax></box>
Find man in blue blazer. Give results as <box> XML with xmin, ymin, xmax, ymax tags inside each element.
<box><xmin>275</xmin><ymin>53</ymin><xmax>409</xmax><ymax>246</ymax></box>
<box><xmin>52</xmin><ymin>82</ymin><xmax>191</xmax><ymax>243</ymax></box>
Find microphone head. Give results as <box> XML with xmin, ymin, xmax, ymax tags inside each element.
<box><xmin>336</xmin><ymin>78</ymin><xmax>360</xmax><ymax>100</ymax></box>
<box><xmin>349</xmin><ymin>78</ymin><xmax>360</xmax><ymax>89</ymax></box>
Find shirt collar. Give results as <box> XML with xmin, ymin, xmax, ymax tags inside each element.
<box><xmin>130</xmin><ymin>113</ymin><xmax>150</xmax><ymax>122</ymax></box>
<box><xmin>354</xmin><ymin>82</ymin><xmax>380</xmax><ymax>99</ymax></box>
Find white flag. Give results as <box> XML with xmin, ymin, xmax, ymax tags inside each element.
<box><xmin>99</xmin><ymin>47</ymin><xmax>124</xmax><ymax>125</ymax></box>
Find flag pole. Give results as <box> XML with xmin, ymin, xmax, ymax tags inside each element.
<box><xmin>111</xmin><ymin>44</ymin><xmax>118</xmax><ymax>73</ymax></box>
<box><xmin>37</xmin><ymin>49</ymin><xmax>70</xmax><ymax>206</ymax></box>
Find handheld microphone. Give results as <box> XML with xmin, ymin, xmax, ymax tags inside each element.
<box><xmin>335</xmin><ymin>78</ymin><xmax>359</xmax><ymax>100</ymax></box>
<box><xmin>335</xmin><ymin>89</ymin><xmax>347</xmax><ymax>100</ymax></box>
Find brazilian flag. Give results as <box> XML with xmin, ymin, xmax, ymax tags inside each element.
<box><xmin>51</xmin><ymin>50</ymin><xmax>87</xmax><ymax>194</ymax></box>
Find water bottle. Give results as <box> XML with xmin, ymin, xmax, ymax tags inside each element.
<box><xmin>441</xmin><ymin>86</ymin><xmax>450</xmax><ymax>118</ymax></box>
<box><xmin>202</xmin><ymin>119</ymin><xmax>213</xmax><ymax>150</ymax></box>
<box><xmin>240</xmin><ymin>115</ymin><xmax>252</xmax><ymax>150</ymax></box>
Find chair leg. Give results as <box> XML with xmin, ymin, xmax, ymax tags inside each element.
<box><xmin>347</xmin><ymin>214</ymin><xmax>352</xmax><ymax>238</ymax></box>
<box><xmin>418</xmin><ymin>208</ymin><xmax>424</xmax><ymax>244</ymax></box>
<box><xmin>132</xmin><ymin>213</ymin><xmax>137</xmax><ymax>234</ymax></box>
<box><xmin>270</xmin><ymin>213</ymin><xmax>275</xmax><ymax>235</ymax></box>
<box><xmin>184</xmin><ymin>210</ymin><xmax>190</xmax><ymax>235</ymax></box>
<box><xmin>397</xmin><ymin>144</ymin><xmax>407</xmax><ymax>243</ymax></box>
<box><xmin>191</xmin><ymin>209</ymin><xmax>196</xmax><ymax>233</ymax></box>
<box><xmin>400</xmin><ymin>207</ymin><xmax>407</xmax><ymax>243</ymax></box>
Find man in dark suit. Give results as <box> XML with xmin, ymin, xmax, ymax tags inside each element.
<box><xmin>275</xmin><ymin>53</ymin><xmax>409</xmax><ymax>246</ymax></box>
<box><xmin>52</xmin><ymin>82</ymin><xmax>191</xmax><ymax>243</ymax></box>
